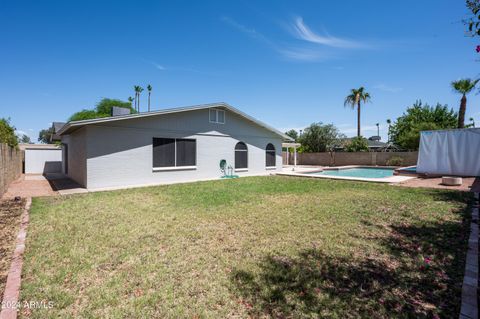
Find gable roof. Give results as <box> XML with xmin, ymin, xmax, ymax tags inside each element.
<box><xmin>57</xmin><ymin>102</ymin><xmax>293</xmax><ymax>141</ymax></box>
<box><xmin>50</xmin><ymin>122</ymin><xmax>66</xmax><ymax>142</ymax></box>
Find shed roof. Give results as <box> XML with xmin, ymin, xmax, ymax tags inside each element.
<box><xmin>57</xmin><ymin>102</ymin><xmax>293</xmax><ymax>141</ymax></box>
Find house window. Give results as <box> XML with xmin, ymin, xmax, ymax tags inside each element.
<box><xmin>265</xmin><ymin>143</ymin><xmax>276</xmax><ymax>168</ymax></box>
<box><xmin>209</xmin><ymin>108</ymin><xmax>225</xmax><ymax>124</ymax></box>
<box><xmin>153</xmin><ymin>138</ymin><xmax>196</xmax><ymax>168</ymax></box>
<box><xmin>235</xmin><ymin>142</ymin><xmax>248</xmax><ymax>169</ymax></box>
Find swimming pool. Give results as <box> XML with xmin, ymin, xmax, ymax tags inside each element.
<box><xmin>307</xmin><ymin>167</ymin><xmax>395</xmax><ymax>179</ymax></box>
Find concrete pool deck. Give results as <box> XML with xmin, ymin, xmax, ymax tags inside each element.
<box><xmin>279</xmin><ymin>165</ymin><xmax>415</xmax><ymax>183</ymax></box>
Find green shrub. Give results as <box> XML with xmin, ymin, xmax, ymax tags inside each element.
<box><xmin>345</xmin><ymin>136</ymin><xmax>369</xmax><ymax>152</ymax></box>
<box><xmin>386</xmin><ymin>156</ymin><xmax>404</xmax><ymax>166</ymax></box>
<box><xmin>0</xmin><ymin>118</ymin><xmax>18</xmax><ymax>148</ymax></box>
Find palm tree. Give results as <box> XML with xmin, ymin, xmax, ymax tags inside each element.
<box><xmin>133</xmin><ymin>86</ymin><xmax>140</xmax><ymax>111</ymax></box>
<box><xmin>386</xmin><ymin>119</ymin><xmax>392</xmax><ymax>142</ymax></box>
<box><xmin>134</xmin><ymin>86</ymin><xmax>144</xmax><ymax>112</ymax></box>
<box><xmin>451</xmin><ymin>78</ymin><xmax>479</xmax><ymax>128</ymax></box>
<box><xmin>344</xmin><ymin>87</ymin><xmax>371</xmax><ymax>137</ymax></box>
<box><xmin>470</xmin><ymin>117</ymin><xmax>476</xmax><ymax>128</ymax></box>
<box><xmin>127</xmin><ymin>96</ymin><xmax>134</xmax><ymax>111</ymax></box>
<box><xmin>147</xmin><ymin>84</ymin><xmax>152</xmax><ymax>112</ymax></box>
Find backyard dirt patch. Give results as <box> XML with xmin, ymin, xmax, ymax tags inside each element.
<box><xmin>398</xmin><ymin>177</ymin><xmax>479</xmax><ymax>192</ymax></box>
<box><xmin>0</xmin><ymin>198</ymin><xmax>25</xmax><ymax>299</ymax></box>
<box><xmin>2</xmin><ymin>175</ymin><xmax>57</xmax><ymax>199</ymax></box>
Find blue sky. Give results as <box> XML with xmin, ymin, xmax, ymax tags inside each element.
<box><xmin>1</xmin><ymin>0</ymin><xmax>478</xmax><ymax>142</ymax></box>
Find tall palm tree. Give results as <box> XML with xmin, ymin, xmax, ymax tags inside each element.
<box><xmin>134</xmin><ymin>86</ymin><xmax>144</xmax><ymax>112</ymax></box>
<box><xmin>147</xmin><ymin>84</ymin><xmax>152</xmax><ymax>112</ymax></box>
<box><xmin>386</xmin><ymin>119</ymin><xmax>392</xmax><ymax>142</ymax></box>
<box><xmin>451</xmin><ymin>78</ymin><xmax>479</xmax><ymax>128</ymax></box>
<box><xmin>344</xmin><ymin>87</ymin><xmax>371</xmax><ymax>137</ymax></box>
<box><xmin>133</xmin><ymin>86</ymin><xmax>140</xmax><ymax>111</ymax></box>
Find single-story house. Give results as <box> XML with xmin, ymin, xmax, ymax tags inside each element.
<box><xmin>57</xmin><ymin>102</ymin><xmax>293</xmax><ymax>190</ymax></box>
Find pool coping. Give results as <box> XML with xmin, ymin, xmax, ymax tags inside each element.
<box><xmin>278</xmin><ymin>165</ymin><xmax>415</xmax><ymax>183</ymax></box>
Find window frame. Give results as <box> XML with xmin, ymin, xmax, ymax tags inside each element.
<box><xmin>234</xmin><ymin>141</ymin><xmax>248</xmax><ymax>171</ymax></box>
<box><xmin>265</xmin><ymin>143</ymin><xmax>276</xmax><ymax>169</ymax></box>
<box><xmin>209</xmin><ymin>108</ymin><xmax>226</xmax><ymax>124</ymax></box>
<box><xmin>152</xmin><ymin>137</ymin><xmax>197</xmax><ymax>171</ymax></box>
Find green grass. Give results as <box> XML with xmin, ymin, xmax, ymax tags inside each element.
<box><xmin>20</xmin><ymin>176</ymin><xmax>471</xmax><ymax>318</ymax></box>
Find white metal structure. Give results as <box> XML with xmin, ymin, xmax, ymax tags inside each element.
<box><xmin>282</xmin><ymin>142</ymin><xmax>301</xmax><ymax>170</ymax></box>
<box><xmin>417</xmin><ymin>128</ymin><xmax>480</xmax><ymax>176</ymax></box>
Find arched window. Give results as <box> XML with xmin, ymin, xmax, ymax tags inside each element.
<box><xmin>265</xmin><ymin>143</ymin><xmax>276</xmax><ymax>167</ymax></box>
<box><xmin>235</xmin><ymin>142</ymin><xmax>248</xmax><ymax>169</ymax></box>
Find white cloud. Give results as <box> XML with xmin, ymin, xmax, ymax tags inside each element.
<box><xmin>151</xmin><ymin>62</ymin><xmax>166</xmax><ymax>70</ymax></box>
<box><xmin>291</xmin><ymin>17</ymin><xmax>367</xmax><ymax>49</ymax></box>
<box><xmin>222</xmin><ymin>16</ymin><xmax>327</xmax><ymax>62</ymax></box>
<box><xmin>221</xmin><ymin>16</ymin><xmax>266</xmax><ymax>41</ymax></box>
<box><xmin>279</xmin><ymin>48</ymin><xmax>329</xmax><ymax>61</ymax></box>
<box><xmin>373</xmin><ymin>84</ymin><xmax>403</xmax><ymax>93</ymax></box>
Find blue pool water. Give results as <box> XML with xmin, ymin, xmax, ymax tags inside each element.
<box><xmin>307</xmin><ymin>167</ymin><xmax>394</xmax><ymax>179</ymax></box>
<box><xmin>399</xmin><ymin>166</ymin><xmax>417</xmax><ymax>172</ymax></box>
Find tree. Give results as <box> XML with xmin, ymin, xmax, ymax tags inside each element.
<box><xmin>344</xmin><ymin>87</ymin><xmax>371</xmax><ymax>137</ymax></box>
<box><xmin>396</xmin><ymin>122</ymin><xmax>440</xmax><ymax>151</ymax></box>
<box><xmin>386</xmin><ymin>119</ymin><xmax>392</xmax><ymax>142</ymax></box>
<box><xmin>0</xmin><ymin>118</ymin><xmax>18</xmax><ymax>147</ymax></box>
<box><xmin>69</xmin><ymin>98</ymin><xmax>136</xmax><ymax>121</ymax></box>
<box><xmin>38</xmin><ymin>127</ymin><xmax>55</xmax><ymax>143</ymax></box>
<box><xmin>390</xmin><ymin>100</ymin><xmax>457</xmax><ymax>150</ymax></box>
<box><xmin>95</xmin><ymin>98</ymin><xmax>134</xmax><ymax>116</ymax></box>
<box><xmin>451</xmin><ymin>78</ymin><xmax>478</xmax><ymax>128</ymax></box>
<box><xmin>469</xmin><ymin>117</ymin><xmax>476</xmax><ymax>127</ymax></box>
<box><xmin>134</xmin><ymin>86</ymin><xmax>144</xmax><ymax>112</ymax></box>
<box><xmin>19</xmin><ymin>134</ymin><xmax>31</xmax><ymax>144</ymax></box>
<box><xmin>298</xmin><ymin>123</ymin><xmax>345</xmax><ymax>152</ymax></box>
<box><xmin>344</xmin><ymin>136</ymin><xmax>369</xmax><ymax>152</ymax></box>
<box><xmin>285</xmin><ymin>129</ymin><xmax>299</xmax><ymax>141</ymax></box>
<box><xmin>147</xmin><ymin>84</ymin><xmax>152</xmax><ymax>112</ymax></box>
<box><xmin>69</xmin><ymin>109</ymin><xmax>101</xmax><ymax>121</ymax></box>
<box><xmin>466</xmin><ymin>0</ymin><xmax>480</xmax><ymax>36</ymax></box>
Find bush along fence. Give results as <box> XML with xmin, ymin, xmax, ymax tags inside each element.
<box><xmin>283</xmin><ymin>151</ymin><xmax>418</xmax><ymax>167</ymax></box>
<box><xmin>0</xmin><ymin>144</ymin><xmax>23</xmax><ymax>197</ymax></box>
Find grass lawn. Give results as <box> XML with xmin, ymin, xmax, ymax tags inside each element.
<box><xmin>20</xmin><ymin>176</ymin><xmax>471</xmax><ymax>318</ymax></box>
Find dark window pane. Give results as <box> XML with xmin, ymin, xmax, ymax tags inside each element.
<box><xmin>235</xmin><ymin>142</ymin><xmax>247</xmax><ymax>150</ymax></box>
<box><xmin>217</xmin><ymin>110</ymin><xmax>225</xmax><ymax>123</ymax></box>
<box><xmin>153</xmin><ymin>138</ymin><xmax>175</xmax><ymax>167</ymax></box>
<box><xmin>266</xmin><ymin>143</ymin><xmax>275</xmax><ymax>151</ymax></box>
<box><xmin>209</xmin><ymin>109</ymin><xmax>217</xmax><ymax>122</ymax></box>
<box><xmin>266</xmin><ymin>151</ymin><xmax>276</xmax><ymax>167</ymax></box>
<box><xmin>176</xmin><ymin>139</ymin><xmax>196</xmax><ymax>166</ymax></box>
<box><xmin>235</xmin><ymin>151</ymin><xmax>248</xmax><ymax>169</ymax></box>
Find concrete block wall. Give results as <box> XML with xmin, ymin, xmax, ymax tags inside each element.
<box><xmin>0</xmin><ymin>144</ymin><xmax>23</xmax><ymax>197</ymax></box>
<box><xmin>283</xmin><ymin>151</ymin><xmax>418</xmax><ymax>167</ymax></box>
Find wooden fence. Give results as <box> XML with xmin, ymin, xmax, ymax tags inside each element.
<box><xmin>0</xmin><ymin>144</ymin><xmax>23</xmax><ymax>197</ymax></box>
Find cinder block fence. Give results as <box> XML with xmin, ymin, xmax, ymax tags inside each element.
<box><xmin>283</xmin><ymin>151</ymin><xmax>418</xmax><ymax>167</ymax></box>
